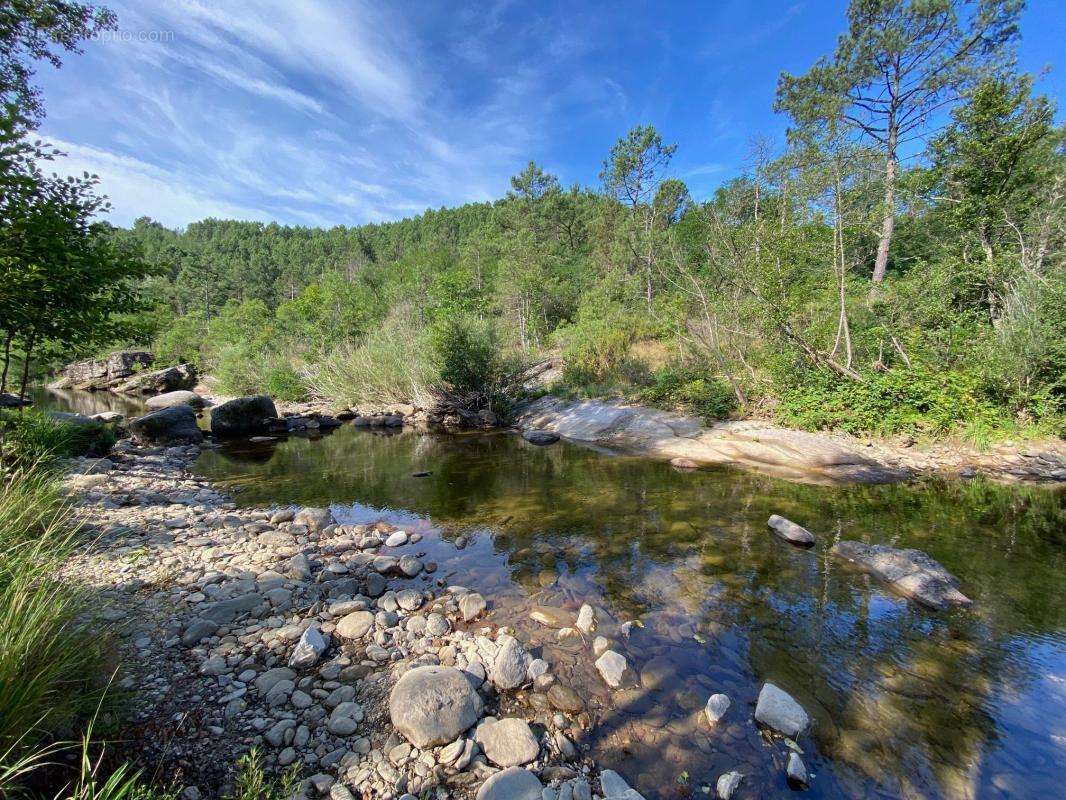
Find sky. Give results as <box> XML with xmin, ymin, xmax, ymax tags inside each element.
<box><xmin>33</xmin><ymin>0</ymin><xmax>1065</xmax><ymax>229</ymax></box>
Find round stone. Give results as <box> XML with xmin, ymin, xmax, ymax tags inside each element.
<box><xmin>475</xmin><ymin>767</ymin><xmax>542</xmax><ymax>800</ymax></box>
<box><xmin>335</xmin><ymin>610</ymin><xmax>374</xmax><ymax>639</ymax></box>
<box><xmin>389</xmin><ymin>666</ymin><xmax>483</xmax><ymax>748</ymax></box>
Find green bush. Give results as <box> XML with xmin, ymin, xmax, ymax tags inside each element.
<box><xmin>0</xmin><ymin>409</ymin><xmax>115</xmax><ymax>471</ymax></box>
<box><xmin>262</xmin><ymin>363</ymin><xmax>308</xmax><ymax>402</ymax></box>
<box><xmin>775</xmin><ymin>367</ymin><xmax>1007</xmax><ymax>436</ymax></box>
<box><xmin>638</xmin><ymin>364</ymin><xmax>737</xmax><ymax>420</ymax></box>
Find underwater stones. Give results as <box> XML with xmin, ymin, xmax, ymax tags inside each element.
<box><xmin>639</xmin><ymin>656</ymin><xmax>676</xmax><ymax>691</ymax></box>
<box><xmin>767</xmin><ymin>514</ymin><xmax>816</xmax><ymax>547</ymax></box>
<box><xmin>522</xmin><ymin>429</ymin><xmax>560</xmax><ymax>445</ymax></box>
<box><xmin>599</xmin><ymin>770</ymin><xmax>645</xmax><ymax>799</ymax></box>
<box><xmin>389</xmin><ymin>666</ymin><xmax>483</xmax><ymax>748</ymax></box>
<box><xmin>595</xmin><ymin>650</ymin><xmax>628</xmax><ymax>688</ymax></box>
<box><xmin>754</xmin><ymin>683</ymin><xmax>810</xmax><ymax>738</ymax></box>
<box><xmin>716</xmin><ymin>771</ymin><xmax>744</xmax><ymax>800</ymax></box>
<box><xmin>458</xmin><ymin>592</ymin><xmax>487</xmax><ymax>622</ymax></box>
<box><xmin>704</xmin><ymin>693</ymin><xmax>731</xmax><ymax>725</ymax></box>
<box><xmin>576</xmin><ymin>603</ymin><xmax>596</xmax><ymax>634</ymax></box>
<box><xmin>547</xmin><ymin>683</ymin><xmax>584</xmax><ymax>713</ymax></box>
<box><xmin>786</xmin><ymin>752</ymin><xmax>809</xmax><ymax>789</ymax></box>
<box><xmin>530</xmin><ymin>606</ymin><xmax>572</xmax><ymax>627</ymax></box>
<box><xmin>475</xmin><ymin>717</ymin><xmax>540</xmax><ymax>767</ymax></box>
<box><xmin>475</xmin><ymin>767</ymin><xmax>542</xmax><ymax>800</ymax></box>
<box><xmin>335</xmin><ymin>610</ymin><xmax>375</xmax><ymax>639</ymax></box>
<box><xmin>831</xmin><ymin>541</ymin><xmax>971</xmax><ymax>610</ymax></box>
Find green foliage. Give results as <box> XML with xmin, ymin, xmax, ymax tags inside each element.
<box><xmin>638</xmin><ymin>365</ymin><xmax>738</xmax><ymax>420</ymax></box>
<box><xmin>226</xmin><ymin>748</ymin><xmax>299</xmax><ymax>800</ymax></box>
<box><xmin>775</xmin><ymin>367</ymin><xmax>1007</xmax><ymax>436</ymax></box>
<box><xmin>0</xmin><ymin>409</ymin><xmax>115</xmax><ymax>471</ymax></box>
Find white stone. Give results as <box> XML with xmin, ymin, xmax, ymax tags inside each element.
<box><xmin>595</xmin><ymin>650</ymin><xmax>627</xmax><ymax>688</ymax></box>
<box><xmin>704</xmin><ymin>693</ymin><xmax>731</xmax><ymax>725</ymax></box>
<box><xmin>754</xmin><ymin>682</ymin><xmax>810</xmax><ymax>738</ymax></box>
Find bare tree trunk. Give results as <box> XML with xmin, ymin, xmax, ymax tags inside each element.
<box><xmin>18</xmin><ymin>333</ymin><xmax>36</xmax><ymax>402</ymax></box>
<box><xmin>0</xmin><ymin>330</ymin><xmax>11</xmax><ymax>393</ymax></box>
<box><xmin>871</xmin><ymin>125</ymin><xmax>898</xmax><ymax>284</ymax></box>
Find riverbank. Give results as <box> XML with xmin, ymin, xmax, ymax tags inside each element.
<box><xmin>66</xmin><ymin>440</ymin><xmax>758</xmax><ymax>800</ymax></box>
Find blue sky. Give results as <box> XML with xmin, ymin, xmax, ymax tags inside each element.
<box><xmin>34</xmin><ymin>0</ymin><xmax>1064</xmax><ymax>229</ymax></box>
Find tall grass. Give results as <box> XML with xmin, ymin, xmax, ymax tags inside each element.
<box><xmin>0</xmin><ymin>409</ymin><xmax>116</xmax><ymax>472</ymax></box>
<box><xmin>308</xmin><ymin>312</ymin><xmax>441</xmax><ymax>408</ymax></box>
<box><xmin>0</xmin><ymin>466</ymin><xmax>115</xmax><ymax>784</ymax></box>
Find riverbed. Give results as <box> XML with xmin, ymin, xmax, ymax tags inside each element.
<box><xmin>33</xmin><ymin>388</ymin><xmax>1066</xmax><ymax>799</ymax></box>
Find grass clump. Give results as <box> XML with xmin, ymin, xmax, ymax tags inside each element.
<box><xmin>226</xmin><ymin>748</ymin><xmax>299</xmax><ymax>800</ymax></box>
<box><xmin>0</xmin><ymin>409</ymin><xmax>116</xmax><ymax>472</ymax></box>
<box><xmin>0</xmin><ymin>466</ymin><xmax>116</xmax><ymax>787</ymax></box>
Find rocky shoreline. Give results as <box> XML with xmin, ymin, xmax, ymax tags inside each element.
<box><xmin>65</xmin><ymin>439</ymin><xmax>820</xmax><ymax>800</ymax></box>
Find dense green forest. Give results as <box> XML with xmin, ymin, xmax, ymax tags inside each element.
<box><xmin>6</xmin><ymin>0</ymin><xmax>1066</xmax><ymax>442</ymax></box>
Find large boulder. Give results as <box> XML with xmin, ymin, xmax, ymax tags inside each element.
<box><xmin>389</xmin><ymin>665</ymin><xmax>483</xmax><ymax>748</ymax></box>
<box><xmin>128</xmin><ymin>406</ymin><xmax>203</xmax><ymax>445</ymax></box>
<box><xmin>767</xmin><ymin>515</ymin><xmax>816</xmax><ymax>547</ymax></box>
<box><xmin>145</xmin><ymin>390</ymin><xmax>205</xmax><ymax>409</ymax></box>
<box><xmin>210</xmin><ymin>395</ymin><xmax>278</xmax><ymax>438</ymax></box>
<box><xmin>0</xmin><ymin>392</ymin><xmax>30</xmax><ymax>408</ymax></box>
<box><xmin>50</xmin><ymin>350</ymin><xmax>153</xmax><ymax>390</ymax></box>
<box><xmin>832</xmin><ymin>541</ymin><xmax>971</xmax><ymax>610</ymax></box>
<box><xmin>113</xmin><ymin>363</ymin><xmax>197</xmax><ymax>395</ymax></box>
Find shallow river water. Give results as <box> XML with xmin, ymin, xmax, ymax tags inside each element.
<box><xmin>31</xmin><ymin>389</ymin><xmax>1066</xmax><ymax>799</ymax></box>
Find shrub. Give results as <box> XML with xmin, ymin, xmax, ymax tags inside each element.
<box><xmin>226</xmin><ymin>748</ymin><xmax>299</xmax><ymax>800</ymax></box>
<box><xmin>261</xmin><ymin>363</ymin><xmax>308</xmax><ymax>402</ymax></box>
<box><xmin>0</xmin><ymin>409</ymin><xmax>115</xmax><ymax>472</ymax></box>
<box><xmin>774</xmin><ymin>367</ymin><xmax>1006</xmax><ymax>436</ymax></box>
<box><xmin>639</xmin><ymin>364</ymin><xmax>738</xmax><ymax>420</ymax></box>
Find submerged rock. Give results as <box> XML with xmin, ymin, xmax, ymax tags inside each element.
<box><xmin>716</xmin><ymin>771</ymin><xmax>744</xmax><ymax>800</ymax></box>
<box><xmin>522</xmin><ymin>429</ymin><xmax>560</xmax><ymax>445</ymax></box>
<box><xmin>767</xmin><ymin>514</ymin><xmax>816</xmax><ymax>547</ymax></box>
<box><xmin>787</xmin><ymin>751</ymin><xmax>809</xmax><ymax>789</ymax></box>
<box><xmin>389</xmin><ymin>665</ymin><xmax>483</xmax><ymax>748</ymax></box>
<box><xmin>599</xmin><ymin>769</ymin><xmax>645</xmax><ymax>799</ymax></box>
<box><xmin>704</xmin><ymin>693</ymin><xmax>731</xmax><ymax>725</ymax></box>
<box><xmin>754</xmin><ymin>683</ymin><xmax>809</xmax><ymax>738</ymax></box>
<box><xmin>831</xmin><ymin>541</ymin><xmax>971</xmax><ymax>610</ymax></box>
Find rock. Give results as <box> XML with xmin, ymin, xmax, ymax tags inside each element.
<box><xmin>704</xmin><ymin>693</ymin><xmax>730</xmax><ymax>725</ymax></box>
<box><xmin>595</xmin><ymin>650</ymin><xmax>627</xmax><ymax>688</ymax></box>
<box><xmin>547</xmin><ymin>684</ymin><xmax>584</xmax><ymax>713</ymax></box>
<box><xmin>385</xmin><ymin>530</ymin><xmax>408</xmax><ymax>547</ymax></box>
<box><xmin>831</xmin><ymin>541</ymin><xmax>971</xmax><ymax>610</ymax></box>
<box><xmin>522</xmin><ymin>429</ymin><xmax>560</xmax><ymax>446</ymax></box>
<box><xmin>475</xmin><ymin>767</ymin><xmax>542</xmax><ymax>800</ymax></box>
<box><xmin>113</xmin><ymin>363</ymin><xmax>197</xmax><ymax>394</ymax></box>
<box><xmin>145</xmin><ymin>390</ymin><xmax>205</xmax><ymax>409</ymax></box>
<box><xmin>0</xmin><ymin>392</ymin><xmax>30</xmax><ymax>408</ymax></box>
<box><xmin>716</xmin><ymin>771</ymin><xmax>743</xmax><ymax>800</ymax></box>
<box><xmin>575</xmin><ymin>604</ymin><xmax>596</xmax><ymax>634</ymax></box>
<box><xmin>389</xmin><ymin>665</ymin><xmax>483</xmax><ymax>748</ymax></box>
<box><xmin>754</xmin><ymin>683</ymin><xmax>809</xmax><ymax>738</ymax></box>
<box><xmin>335</xmin><ymin>611</ymin><xmax>375</xmax><ymax>640</ymax></box>
<box><xmin>289</xmin><ymin>625</ymin><xmax>329</xmax><ymax>669</ymax></box>
<box><xmin>767</xmin><ymin>514</ymin><xmax>816</xmax><ymax>547</ymax></box>
<box><xmin>670</xmin><ymin>457</ymin><xmax>700</xmax><ymax>470</ymax></box>
<box><xmin>475</xmin><ymin>717</ymin><xmax>540</xmax><ymax>767</ymax></box>
<box><xmin>200</xmin><ymin>592</ymin><xmax>262</xmax><ymax>624</ymax></box>
<box><xmin>181</xmin><ymin>618</ymin><xmax>219</xmax><ymax>646</ymax></box>
<box><xmin>128</xmin><ymin>406</ymin><xmax>203</xmax><ymax>445</ymax></box>
<box><xmin>530</xmin><ymin>606</ymin><xmax>572</xmax><ymax>627</ymax></box>
<box><xmin>639</xmin><ymin>656</ymin><xmax>676</xmax><ymax>690</ymax></box>
<box><xmin>327</xmin><ymin>701</ymin><xmax>364</xmax><ymax>735</ymax></box>
<box><xmin>786</xmin><ymin>752</ymin><xmax>808</xmax><ymax>789</ymax></box>
<box><xmin>210</xmin><ymin>395</ymin><xmax>278</xmax><ymax>438</ymax></box>
<box><xmin>396</xmin><ymin>588</ymin><xmax>422</xmax><ymax>612</ymax></box>
<box><xmin>255</xmin><ymin>667</ymin><xmax>297</xmax><ymax>695</ymax></box>
<box><xmin>294</xmin><ymin>507</ymin><xmax>334</xmax><ymax>532</ymax></box>
<box><xmin>599</xmin><ymin>770</ymin><xmax>645</xmax><ymax>799</ymax></box>
<box><xmin>514</xmin><ymin>396</ymin><xmax>908</xmax><ymax>484</ymax></box>
<box><xmin>52</xmin><ymin>350</ymin><xmax>153</xmax><ymax>390</ymax></box>
<box><xmin>491</xmin><ymin>637</ymin><xmax>528</xmax><ymax>690</ymax></box>
<box><xmin>90</xmin><ymin>411</ymin><xmax>123</xmax><ymax>423</ymax></box>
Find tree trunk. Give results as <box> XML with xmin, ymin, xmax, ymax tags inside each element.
<box><xmin>18</xmin><ymin>333</ymin><xmax>36</xmax><ymax>402</ymax></box>
<box><xmin>0</xmin><ymin>330</ymin><xmax>11</xmax><ymax>393</ymax></box>
<box><xmin>872</xmin><ymin>126</ymin><xmax>898</xmax><ymax>284</ymax></box>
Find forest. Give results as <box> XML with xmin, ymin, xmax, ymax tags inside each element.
<box><xmin>4</xmin><ymin>0</ymin><xmax>1065</xmax><ymax>444</ymax></box>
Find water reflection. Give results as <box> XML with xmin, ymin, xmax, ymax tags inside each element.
<box><xmin>27</xmin><ymin>385</ymin><xmax>149</xmax><ymax>417</ymax></box>
<box><xmin>190</xmin><ymin>425</ymin><xmax>1064</xmax><ymax>799</ymax></box>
